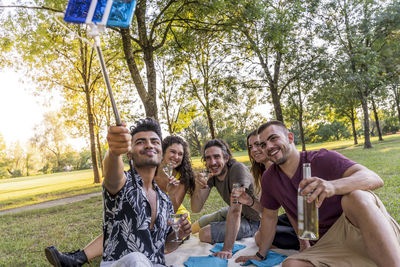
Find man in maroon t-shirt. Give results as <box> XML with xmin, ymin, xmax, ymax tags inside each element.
<box><xmin>236</xmin><ymin>120</ymin><xmax>400</xmax><ymax>267</ymax></box>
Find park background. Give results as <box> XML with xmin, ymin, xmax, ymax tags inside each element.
<box><xmin>0</xmin><ymin>0</ymin><xmax>400</xmax><ymax>266</ymax></box>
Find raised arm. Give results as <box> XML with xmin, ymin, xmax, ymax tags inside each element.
<box><xmin>235</xmin><ymin>208</ymin><xmax>278</xmax><ymax>263</ymax></box>
<box><xmin>300</xmin><ymin>163</ymin><xmax>383</xmax><ymax>207</ymax></box>
<box><xmin>190</xmin><ymin>173</ymin><xmax>211</xmax><ymax>213</ymax></box>
<box><xmin>103</xmin><ymin>124</ymin><xmax>132</xmax><ymax>195</ymax></box>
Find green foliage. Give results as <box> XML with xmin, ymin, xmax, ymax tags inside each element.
<box><xmin>311</xmin><ymin>120</ymin><xmax>352</xmax><ymax>143</ymax></box>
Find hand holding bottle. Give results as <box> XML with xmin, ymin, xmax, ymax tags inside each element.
<box><xmin>298</xmin><ymin>175</ymin><xmax>336</xmax><ymax>208</ymax></box>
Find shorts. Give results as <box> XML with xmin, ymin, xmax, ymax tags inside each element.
<box><xmin>198</xmin><ymin>207</ymin><xmax>260</xmax><ymax>243</ymax></box>
<box><xmin>285</xmin><ymin>191</ymin><xmax>400</xmax><ymax>266</ymax></box>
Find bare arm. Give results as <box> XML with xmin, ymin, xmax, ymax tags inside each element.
<box><xmin>190</xmin><ymin>173</ymin><xmax>211</xmax><ymax>213</ymax></box>
<box><xmin>168</xmin><ymin>182</ymin><xmax>186</xmax><ymax>212</ymax></box>
<box><xmin>103</xmin><ymin>125</ymin><xmax>131</xmax><ymax>195</ymax></box>
<box><xmin>235</xmin><ymin>208</ymin><xmax>278</xmax><ymax>263</ymax></box>
<box><xmin>213</xmin><ymin>202</ymin><xmax>242</xmax><ymax>259</ymax></box>
<box><xmin>300</xmin><ymin>164</ymin><xmax>383</xmax><ymax>207</ymax></box>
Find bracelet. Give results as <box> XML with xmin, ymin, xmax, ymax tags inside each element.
<box><xmin>248</xmin><ymin>197</ymin><xmax>255</xmax><ymax>207</ymax></box>
<box><xmin>256</xmin><ymin>251</ymin><xmax>266</xmax><ymax>260</ymax></box>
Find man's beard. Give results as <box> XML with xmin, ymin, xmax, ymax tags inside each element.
<box><xmin>134</xmin><ymin>159</ymin><xmax>160</xmax><ymax>168</ymax></box>
<box><xmin>269</xmin><ymin>145</ymin><xmax>290</xmax><ymax>165</ymax></box>
<box><xmin>216</xmin><ymin>164</ymin><xmax>228</xmax><ymax>178</ymax></box>
<box><xmin>274</xmin><ymin>155</ymin><xmax>288</xmax><ymax>165</ymax></box>
<box><xmin>132</xmin><ymin>150</ymin><xmax>161</xmax><ymax>168</ymax></box>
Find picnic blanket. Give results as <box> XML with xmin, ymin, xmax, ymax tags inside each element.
<box><xmin>165</xmin><ymin>235</ymin><xmax>298</xmax><ymax>267</ymax></box>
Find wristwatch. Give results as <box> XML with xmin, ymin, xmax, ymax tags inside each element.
<box><xmin>256</xmin><ymin>251</ymin><xmax>266</xmax><ymax>260</ymax></box>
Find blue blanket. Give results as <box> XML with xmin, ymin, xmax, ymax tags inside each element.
<box><xmin>210</xmin><ymin>243</ymin><xmax>247</xmax><ymax>255</ymax></box>
<box><xmin>183</xmin><ymin>255</ymin><xmax>228</xmax><ymax>267</ymax></box>
<box><xmin>241</xmin><ymin>251</ymin><xmax>287</xmax><ymax>267</ymax></box>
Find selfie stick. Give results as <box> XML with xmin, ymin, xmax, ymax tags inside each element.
<box><xmin>88</xmin><ymin>25</ymin><xmax>122</xmax><ymax>126</ymax></box>
<box><xmin>62</xmin><ymin>0</ymin><xmax>137</xmax><ymax>126</ymax></box>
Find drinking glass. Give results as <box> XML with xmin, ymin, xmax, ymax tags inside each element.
<box><xmin>232</xmin><ymin>183</ymin><xmax>241</xmax><ymax>204</ymax></box>
<box><xmin>168</xmin><ymin>213</ymin><xmax>182</xmax><ymax>242</ymax></box>
<box><xmin>163</xmin><ymin>162</ymin><xmax>174</xmax><ymax>178</ymax></box>
<box><xmin>199</xmin><ymin>169</ymin><xmax>210</xmax><ymax>188</ymax></box>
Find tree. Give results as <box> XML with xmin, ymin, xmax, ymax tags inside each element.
<box><xmin>316</xmin><ymin>61</ymin><xmax>361</xmax><ymax>145</ymax></box>
<box><xmin>177</xmin><ymin>29</ymin><xmax>236</xmax><ymax>139</ymax></box>
<box><xmin>156</xmin><ymin>56</ymin><xmax>197</xmax><ymax>134</ymax></box>
<box><xmin>116</xmin><ymin>0</ymin><xmax>203</xmax><ymax>120</ymax></box>
<box><xmin>219</xmin><ymin>0</ymin><xmax>318</xmax><ymax>123</ymax></box>
<box><xmin>317</xmin><ymin>0</ymin><xmax>400</xmax><ymax>148</ymax></box>
<box><xmin>0</xmin><ymin>134</ymin><xmax>9</xmax><ymax>178</ymax></box>
<box><xmin>6</xmin><ymin>141</ymin><xmax>25</xmax><ymax>177</ymax></box>
<box><xmin>283</xmin><ymin>80</ymin><xmax>314</xmax><ymax>151</ymax></box>
<box><xmin>31</xmin><ymin>113</ymin><xmax>70</xmax><ymax>172</ymax></box>
<box><xmin>182</xmin><ymin>116</ymin><xmax>209</xmax><ymax>156</ymax></box>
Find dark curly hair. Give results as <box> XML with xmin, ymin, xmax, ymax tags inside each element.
<box><xmin>163</xmin><ymin>136</ymin><xmax>195</xmax><ymax>196</ymax></box>
<box><xmin>201</xmin><ymin>139</ymin><xmax>235</xmax><ymax>167</ymax></box>
<box><xmin>247</xmin><ymin>130</ymin><xmax>265</xmax><ymax>195</ymax></box>
<box><xmin>129</xmin><ymin>117</ymin><xmax>162</xmax><ymax>141</ymax></box>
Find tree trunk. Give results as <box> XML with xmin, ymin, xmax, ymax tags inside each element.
<box><xmin>297</xmin><ymin>85</ymin><xmax>306</xmax><ymax>151</ymax></box>
<box><xmin>257</xmin><ymin>48</ymin><xmax>284</xmax><ymax>122</ymax></box>
<box><xmin>120</xmin><ymin>29</ymin><xmax>158</xmax><ymax>120</ymax></box>
<box><xmin>205</xmin><ymin>108</ymin><xmax>216</xmax><ymax>139</ymax></box>
<box><xmin>270</xmin><ymin>84</ymin><xmax>284</xmax><ymax>122</ymax></box>
<box><xmin>361</xmin><ymin>97</ymin><xmax>372</xmax><ymax>148</ymax></box>
<box><xmin>96</xmin><ymin>132</ymin><xmax>104</xmax><ymax>176</ymax></box>
<box><xmin>350</xmin><ymin>109</ymin><xmax>358</xmax><ymax>145</ymax></box>
<box><xmin>394</xmin><ymin>86</ymin><xmax>400</xmax><ymax>128</ymax></box>
<box><xmin>371</xmin><ymin>98</ymin><xmax>383</xmax><ymax>141</ymax></box>
<box><xmin>299</xmin><ymin>118</ymin><xmax>306</xmax><ymax>151</ymax></box>
<box><xmin>85</xmin><ymin>87</ymin><xmax>101</xmax><ymax>183</ymax></box>
<box><xmin>25</xmin><ymin>155</ymin><xmax>30</xmax><ymax>177</ymax></box>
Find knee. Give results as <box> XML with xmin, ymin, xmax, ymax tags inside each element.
<box><xmin>191</xmin><ymin>221</ymin><xmax>200</xmax><ymax>234</ymax></box>
<box><xmin>199</xmin><ymin>226</ymin><xmax>212</xmax><ymax>243</ymax></box>
<box><xmin>341</xmin><ymin>190</ymin><xmax>374</xmax><ymax>213</ymax></box>
<box><xmin>255</xmin><ymin>231</ymin><xmax>261</xmax><ymax>246</ymax></box>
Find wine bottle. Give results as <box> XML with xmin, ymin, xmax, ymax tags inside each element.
<box><xmin>298</xmin><ymin>163</ymin><xmax>319</xmax><ymax>240</ymax></box>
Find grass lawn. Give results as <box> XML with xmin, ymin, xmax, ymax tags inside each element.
<box><xmin>0</xmin><ymin>134</ymin><xmax>399</xmax><ymax>265</ymax></box>
<box><xmin>0</xmin><ymin>170</ymin><xmax>102</xmax><ymax>211</ymax></box>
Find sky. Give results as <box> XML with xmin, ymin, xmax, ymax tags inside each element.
<box><xmin>0</xmin><ymin>69</ymin><xmax>45</xmax><ymax>145</ymax></box>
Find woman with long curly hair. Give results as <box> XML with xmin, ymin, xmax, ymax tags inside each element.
<box><xmin>45</xmin><ymin>136</ymin><xmax>196</xmax><ymax>266</ymax></box>
<box><xmin>155</xmin><ymin>135</ymin><xmax>195</xmax><ymax>223</ymax></box>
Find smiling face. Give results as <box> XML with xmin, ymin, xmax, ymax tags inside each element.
<box><xmin>163</xmin><ymin>143</ymin><xmax>184</xmax><ymax>169</ymax></box>
<box><xmin>130</xmin><ymin>131</ymin><xmax>162</xmax><ymax>168</ymax></box>
<box><xmin>204</xmin><ymin>146</ymin><xmax>228</xmax><ymax>177</ymax></box>
<box><xmin>248</xmin><ymin>134</ymin><xmax>268</xmax><ymax>165</ymax></box>
<box><xmin>258</xmin><ymin>125</ymin><xmax>294</xmax><ymax>165</ymax></box>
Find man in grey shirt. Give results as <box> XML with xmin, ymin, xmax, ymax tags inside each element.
<box><xmin>191</xmin><ymin>139</ymin><xmax>260</xmax><ymax>259</ymax></box>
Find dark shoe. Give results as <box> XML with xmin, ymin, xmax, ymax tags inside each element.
<box><xmin>44</xmin><ymin>246</ymin><xmax>88</xmax><ymax>267</ymax></box>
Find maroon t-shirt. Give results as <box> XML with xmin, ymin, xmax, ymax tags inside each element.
<box><xmin>260</xmin><ymin>149</ymin><xmax>356</xmax><ymax>238</ymax></box>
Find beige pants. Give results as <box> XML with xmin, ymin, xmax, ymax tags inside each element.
<box><xmin>285</xmin><ymin>192</ymin><xmax>400</xmax><ymax>267</ymax></box>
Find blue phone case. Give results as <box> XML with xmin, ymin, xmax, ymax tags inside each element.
<box><xmin>64</xmin><ymin>0</ymin><xmax>136</xmax><ymax>28</ymax></box>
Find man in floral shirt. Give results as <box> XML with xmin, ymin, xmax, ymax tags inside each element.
<box><xmin>101</xmin><ymin>118</ymin><xmax>191</xmax><ymax>267</ymax></box>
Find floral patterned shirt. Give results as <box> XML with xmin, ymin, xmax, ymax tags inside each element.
<box><xmin>102</xmin><ymin>168</ymin><xmax>173</xmax><ymax>264</ymax></box>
